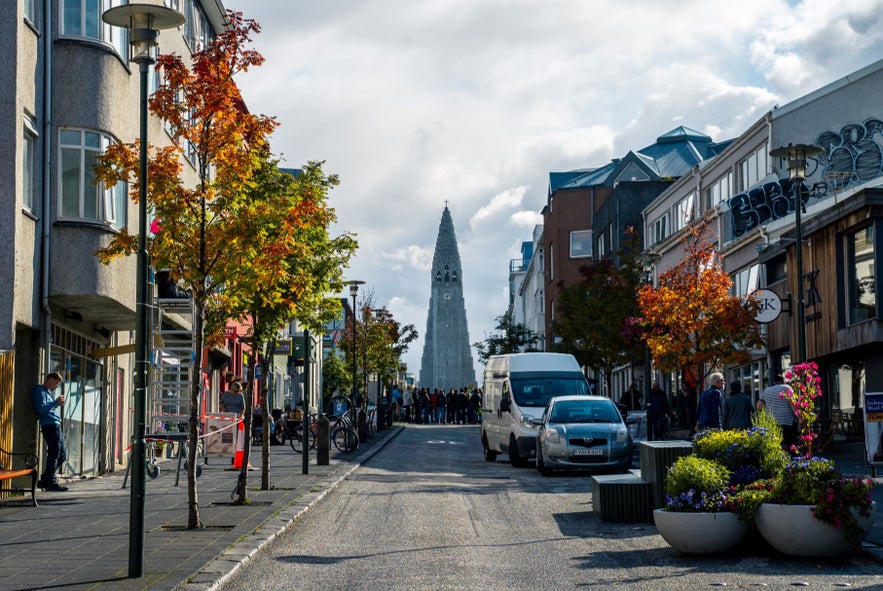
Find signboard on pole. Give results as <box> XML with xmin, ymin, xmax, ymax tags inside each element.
<box><xmin>864</xmin><ymin>392</ymin><xmax>883</xmax><ymax>465</ymax></box>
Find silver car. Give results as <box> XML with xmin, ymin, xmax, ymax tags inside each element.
<box><xmin>534</xmin><ymin>395</ymin><xmax>634</xmax><ymax>476</ymax></box>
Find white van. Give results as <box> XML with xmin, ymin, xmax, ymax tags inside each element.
<box><xmin>481</xmin><ymin>352</ymin><xmax>591</xmax><ymax>466</ymax></box>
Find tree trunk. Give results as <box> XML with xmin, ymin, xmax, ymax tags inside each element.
<box><xmin>187</xmin><ymin>303</ymin><xmax>205</xmax><ymax>529</ymax></box>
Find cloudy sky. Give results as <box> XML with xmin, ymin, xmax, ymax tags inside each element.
<box><xmin>223</xmin><ymin>0</ymin><xmax>883</xmax><ymax>383</ymax></box>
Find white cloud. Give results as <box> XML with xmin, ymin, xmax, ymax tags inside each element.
<box><xmin>224</xmin><ymin>0</ymin><xmax>883</xmax><ymax>384</ymax></box>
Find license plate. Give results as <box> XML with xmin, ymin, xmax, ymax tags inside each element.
<box><xmin>572</xmin><ymin>448</ymin><xmax>604</xmax><ymax>456</ymax></box>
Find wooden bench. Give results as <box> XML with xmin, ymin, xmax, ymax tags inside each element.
<box><xmin>0</xmin><ymin>446</ymin><xmax>38</xmax><ymax>507</ymax></box>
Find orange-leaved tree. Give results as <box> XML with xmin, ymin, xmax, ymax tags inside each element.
<box><xmin>95</xmin><ymin>12</ymin><xmax>277</xmax><ymax>528</ymax></box>
<box><xmin>636</xmin><ymin>215</ymin><xmax>763</xmax><ymax>386</ymax></box>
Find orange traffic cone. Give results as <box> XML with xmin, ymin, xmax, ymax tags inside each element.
<box><xmin>227</xmin><ymin>418</ymin><xmax>245</xmax><ymax>470</ymax></box>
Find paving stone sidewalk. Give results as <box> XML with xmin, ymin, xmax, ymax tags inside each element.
<box><xmin>0</xmin><ymin>425</ymin><xmax>403</xmax><ymax>591</ymax></box>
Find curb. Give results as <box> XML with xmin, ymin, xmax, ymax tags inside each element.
<box><xmin>176</xmin><ymin>425</ymin><xmax>404</xmax><ymax>590</ymax></box>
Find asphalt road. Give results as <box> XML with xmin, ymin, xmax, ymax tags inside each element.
<box><xmin>222</xmin><ymin>423</ymin><xmax>883</xmax><ymax>591</ymax></box>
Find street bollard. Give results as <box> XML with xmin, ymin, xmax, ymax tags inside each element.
<box><xmin>316</xmin><ymin>414</ymin><xmax>330</xmax><ymax>465</ymax></box>
<box><xmin>358</xmin><ymin>409</ymin><xmax>368</xmax><ymax>442</ymax></box>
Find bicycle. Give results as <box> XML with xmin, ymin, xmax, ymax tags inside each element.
<box><xmin>287</xmin><ymin>413</ymin><xmax>319</xmax><ymax>454</ymax></box>
<box><xmin>329</xmin><ymin>409</ymin><xmax>359</xmax><ymax>453</ymax></box>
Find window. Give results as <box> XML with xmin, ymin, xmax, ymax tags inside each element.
<box><xmin>651</xmin><ymin>213</ymin><xmax>669</xmax><ymax>245</ymax></box>
<box><xmin>737</xmin><ymin>144</ymin><xmax>768</xmax><ymax>192</ymax></box>
<box><xmin>25</xmin><ymin>0</ymin><xmax>36</xmax><ymax>23</ymax></box>
<box><xmin>183</xmin><ymin>0</ymin><xmax>213</xmax><ymax>52</ymax></box>
<box><xmin>674</xmin><ymin>193</ymin><xmax>695</xmax><ymax>231</ymax></box>
<box><xmin>706</xmin><ymin>171</ymin><xmax>732</xmax><ymax>209</ymax></box>
<box><xmin>23</xmin><ymin>115</ymin><xmax>38</xmax><ymax>212</ymax></box>
<box><xmin>570</xmin><ymin>230</ymin><xmax>592</xmax><ymax>258</ymax></box>
<box><xmin>61</xmin><ymin>0</ymin><xmax>128</xmax><ymax>56</ymax></box>
<box><xmin>730</xmin><ymin>264</ymin><xmax>759</xmax><ymax>296</ymax></box>
<box><xmin>846</xmin><ymin>226</ymin><xmax>876</xmax><ymax>324</ymax></box>
<box><xmin>597</xmin><ymin>230</ymin><xmax>605</xmax><ymax>258</ymax></box>
<box><xmin>58</xmin><ymin>129</ymin><xmax>127</xmax><ymax>229</ymax></box>
<box><xmin>765</xmin><ymin>255</ymin><xmax>787</xmax><ymax>285</ymax></box>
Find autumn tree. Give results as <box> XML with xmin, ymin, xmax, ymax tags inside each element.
<box><xmin>473</xmin><ymin>310</ymin><xmax>541</xmax><ymax>364</ymax></box>
<box><xmin>95</xmin><ymin>13</ymin><xmax>279</xmax><ymax>528</ymax></box>
<box><xmin>553</xmin><ymin>234</ymin><xmax>645</xmax><ymax>396</ymax></box>
<box><xmin>636</xmin><ymin>215</ymin><xmax>763</xmax><ymax>386</ymax></box>
<box><xmin>218</xmin><ymin>157</ymin><xmax>356</xmax><ymax>500</ymax></box>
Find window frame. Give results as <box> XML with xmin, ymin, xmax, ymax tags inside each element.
<box><xmin>23</xmin><ymin>115</ymin><xmax>38</xmax><ymax>212</ymax></box>
<box><xmin>845</xmin><ymin>224</ymin><xmax>876</xmax><ymax>324</ymax></box>
<box><xmin>569</xmin><ymin>229</ymin><xmax>592</xmax><ymax>259</ymax></box>
<box><xmin>651</xmin><ymin>213</ymin><xmax>669</xmax><ymax>245</ymax></box>
<box><xmin>60</xmin><ymin>0</ymin><xmax>128</xmax><ymax>56</ymax></box>
<box><xmin>674</xmin><ymin>192</ymin><xmax>695</xmax><ymax>231</ymax></box>
<box><xmin>57</xmin><ymin>128</ymin><xmax>127</xmax><ymax>230</ymax></box>
<box><xmin>737</xmin><ymin>143</ymin><xmax>769</xmax><ymax>192</ymax></box>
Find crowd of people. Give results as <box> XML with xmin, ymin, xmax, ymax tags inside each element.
<box><xmin>396</xmin><ymin>386</ymin><xmax>482</xmax><ymax>424</ymax></box>
<box><xmin>620</xmin><ymin>373</ymin><xmax>800</xmax><ymax>450</ymax></box>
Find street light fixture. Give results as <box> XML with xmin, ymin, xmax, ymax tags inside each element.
<box><xmin>640</xmin><ymin>251</ymin><xmax>661</xmax><ymax>438</ymax></box>
<box><xmin>769</xmin><ymin>143</ymin><xmax>824</xmax><ymax>364</ymax></box>
<box><xmin>102</xmin><ymin>3</ymin><xmax>185</xmax><ymax>579</ymax></box>
<box><xmin>347</xmin><ymin>281</ymin><xmax>365</xmax><ymax>406</ymax></box>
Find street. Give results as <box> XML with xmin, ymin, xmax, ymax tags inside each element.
<box><xmin>222</xmin><ymin>424</ymin><xmax>883</xmax><ymax>591</ymax></box>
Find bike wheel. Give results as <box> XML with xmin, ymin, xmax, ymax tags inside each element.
<box><xmin>332</xmin><ymin>427</ymin><xmax>359</xmax><ymax>453</ymax></box>
<box><xmin>289</xmin><ymin>425</ymin><xmax>303</xmax><ymax>453</ymax></box>
<box><xmin>146</xmin><ymin>461</ymin><xmax>160</xmax><ymax>479</ymax></box>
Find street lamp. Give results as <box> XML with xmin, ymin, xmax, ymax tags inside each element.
<box><xmin>769</xmin><ymin>143</ymin><xmax>825</xmax><ymax>364</ymax></box>
<box><xmin>640</xmin><ymin>251</ymin><xmax>661</xmax><ymax>438</ymax></box>
<box><xmin>347</xmin><ymin>281</ymin><xmax>365</xmax><ymax>405</ymax></box>
<box><xmin>102</xmin><ymin>3</ymin><xmax>185</xmax><ymax>579</ymax></box>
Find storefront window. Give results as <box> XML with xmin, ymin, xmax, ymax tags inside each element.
<box><xmin>847</xmin><ymin>226</ymin><xmax>876</xmax><ymax>324</ymax></box>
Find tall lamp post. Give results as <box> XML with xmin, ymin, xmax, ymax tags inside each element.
<box><xmin>769</xmin><ymin>143</ymin><xmax>824</xmax><ymax>364</ymax></box>
<box><xmin>102</xmin><ymin>3</ymin><xmax>185</xmax><ymax>579</ymax></box>
<box><xmin>347</xmin><ymin>281</ymin><xmax>365</xmax><ymax>405</ymax></box>
<box><xmin>640</xmin><ymin>251</ymin><xmax>661</xmax><ymax>438</ymax></box>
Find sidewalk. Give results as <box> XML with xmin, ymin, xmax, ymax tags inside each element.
<box><xmin>1</xmin><ymin>428</ymin><xmax>881</xmax><ymax>591</ymax></box>
<box><xmin>0</xmin><ymin>425</ymin><xmax>404</xmax><ymax>591</ymax></box>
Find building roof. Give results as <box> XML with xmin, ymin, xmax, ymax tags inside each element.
<box><xmin>550</xmin><ymin>126</ymin><xmax>732</xmax><ymax>192</ymax></box>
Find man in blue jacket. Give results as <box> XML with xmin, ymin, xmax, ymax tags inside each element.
<box><xmin>32</xmin><ymin>371</ymin><xmax>68</xmax><ymax>492</ymax></box>
<box><xmin>697</xmin><ymin>372</ymin><xmax>725</xmax><ymax>431</ymax></box>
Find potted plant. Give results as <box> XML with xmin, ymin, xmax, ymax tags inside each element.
<box><xmin>754</xmin><ymin>456</ymin><xmax>875</xmax><ymax>556</ymax></box>
<box><xmin>653</xmin><ymin>455</ymin><xmax>749</xmax><ymax>553</ymax></box>
<box><xmin>746</xmin><ymin>363</ymin><xmax>877</xmax><ymax>556</ymax></box>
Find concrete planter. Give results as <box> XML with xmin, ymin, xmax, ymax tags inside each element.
<box><xmin>653</xmin><ymin>508</ymin><xmax>748</xmax><ymax>554</ymax></box>
<box><xmin>755</xmin><ymin>503</ymin><xmax>874</xmax><ymax>557</ymax></box>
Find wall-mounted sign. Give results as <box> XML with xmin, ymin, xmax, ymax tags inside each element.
<box><xmin>224</xmin><ymin>325</ymin><xmax>238</xmax><ymax>339</ymax></box>
<box><xmin>751</xmin><ymin>289</ymin><xmax>783</xmax><ymax>324</ymax></box>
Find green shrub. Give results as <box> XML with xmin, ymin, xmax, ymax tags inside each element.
<box><xmin>692</xmin><ymin>423</ymin><xmax>786</xmax><ymax>485</ymax></box>
<box><xmin>664</xmin><ymin>455</ymin><xmax>732</xmax><ymax>512</ymax></box>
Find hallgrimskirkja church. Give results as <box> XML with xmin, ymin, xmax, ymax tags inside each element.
<box><xmin>419</xmin><ymin>206</ymin><xmax>476</xmax><ymax>389</ymax></box>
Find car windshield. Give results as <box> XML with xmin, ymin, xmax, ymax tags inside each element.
<box><xmin>510</xmin><ymin>374</ymin><xmax>590</xmax><ymax>407</ymax></box>
<box><xmin>549</xmin><ymin>400</ymin><xmax>621</xmax><ymax>424</ymax></box>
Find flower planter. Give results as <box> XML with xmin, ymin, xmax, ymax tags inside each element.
<box><xmin>755</xmin><ymin>503</ymin><xmax>874</xmax><ymax>557</ymax></box>
<box><xmin>653</xmin><ymin>509</ymin><xmax>748</xmax><ymax>554</ymax></box>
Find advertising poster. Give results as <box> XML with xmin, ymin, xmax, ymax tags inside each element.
<box><xmin>863</xmin><ymin>392</ymin><xmax>883</xmax><ymax>466</ymax></box>
<box><xmin>204</xmin><ymin>414</ymin><xmax>240</xmax><ymax>456</ymax></box>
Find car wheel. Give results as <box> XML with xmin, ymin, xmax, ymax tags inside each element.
<box><xmin>537</xmin><ymin>447</ymin><xmax>552</xmax><ymax>477</ymax></box>
<box><xmin>509</xmin><ymin>434</ymin><xmax>527</xmax><ymax>467</ymax></box>
<box><xmin>482</xmin><ymin>434</ymin><xmax>497</xmax><ymax>462</ymax></box>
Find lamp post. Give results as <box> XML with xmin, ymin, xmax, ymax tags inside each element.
<box><xmin>769</xmin><ymin>143</ymin><xmax>824</xmax><ymax>364</ymax></box>
<box><xmin>640</xmin><ymin>251</ymin><xmax>661</xmax><ymax>438</ymax></box>
<box><xmin>347</xmin><ymin>281</ymin><xmax>365</xmax><ymax>404</ymax></box>
<box><xmin>102</xmin><ymin>4</ymin><xmax>185</xmax><ymax>579</ymax></box>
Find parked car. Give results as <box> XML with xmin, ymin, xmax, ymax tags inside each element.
<box><xmin>533</xmin><ymin>395</ymin><xmax>635</xmax><ymax>476</ymax></box>
<box><xmin>481</xmin><ymin>353</ymin><xmax>591</xmax><ymax>467</ymax></box>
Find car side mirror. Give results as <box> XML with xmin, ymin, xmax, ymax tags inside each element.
<box><xmin>500</xmin><ymin>399</ymin><xmax>511</xmax><ymax>413</ymax></box>
<box><xmin>530</xmin><ymin>417</ymin><xmax>544</xmax><ymax>426</ymax></box>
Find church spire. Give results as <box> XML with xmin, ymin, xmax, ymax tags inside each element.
<box><xmin>419</xmin><ymin>205</ymin><xmax>475</xmax><ymax>389</ymax></box>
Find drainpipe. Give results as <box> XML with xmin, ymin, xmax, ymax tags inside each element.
<box><xmin>40</xmin><ymin>0</ymin><xmax>53</xmax><ymax>376</ymax></box>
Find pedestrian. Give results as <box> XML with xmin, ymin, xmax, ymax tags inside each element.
<box><xmin>402</xmin><ymin>387</ymin><xmax>413</xmax><ymax>422</ymax></box>
<box><xmin>468</xmin><ymin>388</ymin><xmax>481</xmax><ymax>424</ymax></box>
<box><xmin>646</xmin><ymin>382</ymin><xmax>673</xmax><ymax>440</ymax></box>
<box><xmin>220</xmin><ymin>380</ymin><xmax>245</xmax><ymax>416</ymax></box>
<box><xmin>620</xmin><ymin>383</ymin><xmax>643</xmax><ymax>412</ymax></box>
<box><xmin>697</xmin><ymin>373</ymin><xmax>725</xmax><ymax>431</ymax></box>
<box><xmin>446</xmin><ymin>389</ymin><xmax>455</xmax><ymax>424</ymax></box>
<box><xmin>436</xmin><ymin>388</ymin><xmax>447</xmax><ymax>424</ymax></box>
<box><xmin>32</xmin><ymin>371</ymin><xmax>68</xmax><ymax>492</ymax></box>
<box><xmin>680</xmin><ymin>385</ymin><xmax>698</xmax><ymax>433</ymax></box>
<box><xmin>757</xmin><ymin>374</ymin><xmax>798</xmax><ymax>451</ymax></box>
<box><xmin>723</xmin><ymin>380</ymin><xmax>754</xmax><ymax>430</ymax></box>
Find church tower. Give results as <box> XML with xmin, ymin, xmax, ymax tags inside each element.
<box><xmin>419</xmin><ymin>205</ymin><xmax>476</xmax><ymax>389</ymax></box>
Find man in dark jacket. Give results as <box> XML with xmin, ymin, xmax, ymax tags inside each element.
<box><xmin>697</xmin><ymin>373</ymin><xmax>725</xmax><ymax>431</ymax></box>
<box><xmin>723</xmin><ymin>380</ymin><xmax>754</xmax><ymax>430</ymax></box>
<box><xmin>647</xmin><ymin>382</ymin><xmax>673</xmax><ymax>440</ymax></box>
